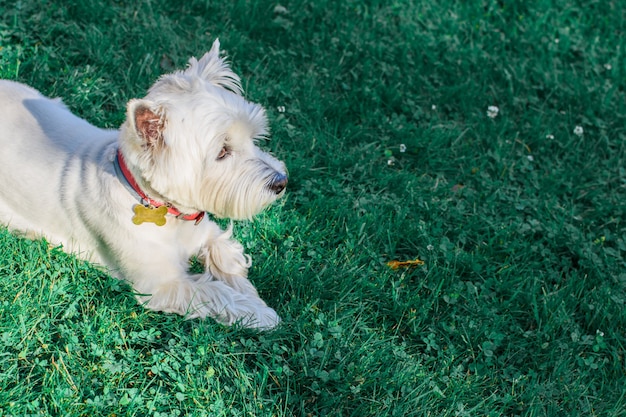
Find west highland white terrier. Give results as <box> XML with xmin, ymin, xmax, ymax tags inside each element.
<box><xmin>0</xmin><ymin>40</ymin><xmax>287</xmax><ymax>329</ymax></box>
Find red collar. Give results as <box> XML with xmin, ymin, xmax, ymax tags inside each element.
<box><xmin>114</xmin><ymin>150</ymin><xmax>205</xmax><ymax>224</ymax></box>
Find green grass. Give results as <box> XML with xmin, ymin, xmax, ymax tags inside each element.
<box><xmin>1</xmin><ymin>0</ymin><xmax>625</xmax><ymax>415</ymax></box>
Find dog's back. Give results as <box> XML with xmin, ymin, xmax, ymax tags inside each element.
<box><xmin>0</xmin><ymin>80</ymin><xmax>117</xmax><ymax>247</ymax></box>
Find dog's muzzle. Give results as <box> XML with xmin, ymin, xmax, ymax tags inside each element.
<box><xmin>268</xmin><ymin>173</ymin><xmax>288</xmax><ymax>195</ymax></box>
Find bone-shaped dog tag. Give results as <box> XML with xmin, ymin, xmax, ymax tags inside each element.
<box><xmin>132</xmin><ymin>204</ymin><xmax>168</xmax><ymax>226</ymax></box>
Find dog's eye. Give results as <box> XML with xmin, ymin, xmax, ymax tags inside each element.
<box><xmin>217</xmin><ymin>146</ymin><xmax>231</xmax><ymax>160</ymax></box>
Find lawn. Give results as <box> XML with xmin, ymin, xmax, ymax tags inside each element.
<box><xmin>0</xmin><ymin>0</ymin><xmax>625</xmax><ymax>415</ymax></box>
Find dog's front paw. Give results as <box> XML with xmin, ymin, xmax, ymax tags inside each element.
<box><xmin>238</xmin><ymin>306</ymin><xmax>281</xmax><ymax>330</ymax></box>
<box><xmin>203</xmin><ymin>225</ymin><xmax>250</xmax><ymax>278</ymax></box>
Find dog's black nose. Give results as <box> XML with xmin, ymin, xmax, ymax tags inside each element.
<box><xmin>269</xmin><ymin>174</ymin><xmax>288</xmax><ymax>194</ymax></box>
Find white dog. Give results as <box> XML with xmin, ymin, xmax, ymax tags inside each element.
<box><xmin>0</xmin><ymin>40</ymin><xmax>287</xmax><ymax>329</ymax></box>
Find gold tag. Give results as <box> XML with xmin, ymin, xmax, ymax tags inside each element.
<box><xmin>132</xmin><ymin>204</ymin><xmax>168</xmax><ymax>226</ymax></box>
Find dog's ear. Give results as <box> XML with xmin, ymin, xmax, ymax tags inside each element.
<box><xmin>185</xmin><ymin>39</ymin><xmax>243</xmax><ymax>95</ymax></box>
<box><xmin>128</xmin><ymin>99</ymin><xmax>165</xmax><ymax>148</ymax></box>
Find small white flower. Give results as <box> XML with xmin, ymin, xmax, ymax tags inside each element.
<box><xmin>426</xmin><ymin>244</ymin><xmax>434</xmax><ymax>251</ymax></box>
<box><xmin>596</xmin><ymin>329</ymin><xmax>605</xmax><ymax>337</ymax></box>
<box><xmin>277</xmin><ymin>106</ymin><xmax>286</xmax><ymax>113</ymax></box>
<box><xmin>431</xmin><ymin>104</ymin><xmax>437</xmax><ymax>111</ymax></box>
<box><xmin>604</xmin><ymin>63</ymin><xmax>612</xmax><ymax>70</ymax></box>
<box><xmin>546</xmin><ymin>134</ymin><xmax>554</xmax><ymax>140</ymax></box>
<box><xmin>387</xmin><ymin>158</ymin><xmax>395</xmax><ymax>166</ymax></box>
<box><xmin>273</xmin><ymin>4</ymin><xmax>288</xmax><ymax>14</ymax></box>
<box><xmin>554</xmin><ymin>38</ymin><xmax>560</xmax><ymax>44</ymax></box>
<box><xmin>527</xmin><ymin>155</ymin><xmax>534</xmax><ymax>162</ymax></box>
<box><xmin>487</xmin><ymin>105</ymin><xmax>499</xmax><ymax>118</ymax></box>
<box><xmin>399</xmin><ymin>144</ymin><xmax>407</xmax><ymax>153</ymax></box>
<box><xmin>573</xmin><ymin>125</ymin><xmax>584</xmax><ymax>137</ymax></box>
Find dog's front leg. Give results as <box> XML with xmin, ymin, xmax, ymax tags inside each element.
<box><xmin>132</xmin><ymin>264</ymin><xmax>279</xmax><ymax>329</ymax></box>
<box><xmin>177</xmin><ymin>223</ymin><xmax>281</xmax><ymax>329</ymax></box>
<box><xmin>199</xmin><ymin>224</ymin><xmax>261</xmax><ymax>297</ymax></box>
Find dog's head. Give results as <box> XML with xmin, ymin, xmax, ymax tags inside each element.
<box><xmin>119</xmin><ymin>39</ymin><xmax>287</xmax><ymax>220</ymax></box>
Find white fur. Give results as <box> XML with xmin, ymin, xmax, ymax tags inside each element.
<box><xmin>0</xmin><ymin>40</ymin><xmax>287</xmax><ymax>329</ymax></box>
